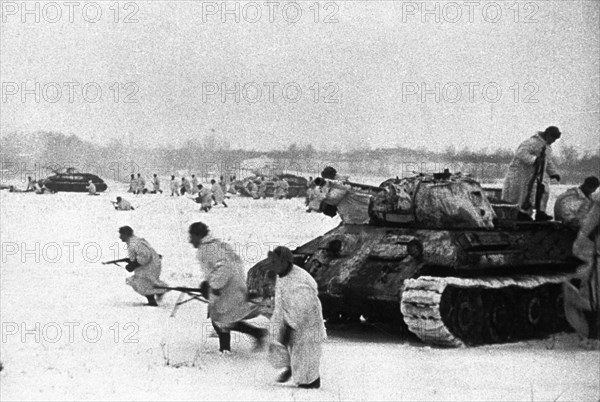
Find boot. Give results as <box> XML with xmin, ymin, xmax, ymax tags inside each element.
<box><xmin>298</xmin><ymin>377</ymin><xmax>320</xmax><ymax>389</ymax></box>
<box><xmin>517</xmin><ymin>211</ymin><xmax>533</xmax><ymax>222</ymax></box>
<box><xmin>146</xmin><ymin>295</ymin><xmax>158</xmax><ymax>306</ymax></box>
<box><xmin>276</xmin><ymin>367</ymin><xmax>292</xmax><ymax>383</ymax></box>
<box><xmin>535</xmin><ymin>211</ymin><xmax>553</xmax><ymax>222</ymax></box>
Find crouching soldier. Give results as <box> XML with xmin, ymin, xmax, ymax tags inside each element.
<box><xmin>188</xmin><ymin>222</ymin><xmax>267</xmax><ymax>353</ymax></box>
<box><xmin>118</xmin><ymin>226</ymin><xmax>167</xmax><ymax>306</ymax></box>
<box><xmin>112</xmin><ymin>196</ymin><xmax>134</xmax><ymax>211</ymax></box>
<box><xmin>86</xmin><ymin>180</ymin><xmax>97</xmax><ymax>195</ymax></box>
<box><xmin>267</xmin><ymin>246</ymin><xmax>326</xmax><ymax>389</ymax></box>
<box><xmin>554</xmin><ymin>176</ymin><xmax>599</xmax><ymax>230</ymax></box>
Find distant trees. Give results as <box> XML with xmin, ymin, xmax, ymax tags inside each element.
<box><xmin>0</xmin><ymin>131</ymin><xmax>597</xmax><ymax>184</ymax></box>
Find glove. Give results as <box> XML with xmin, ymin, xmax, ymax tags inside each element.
<box><xmin>550</xmin><ymin>174</ymin><xmax>560</xmax><ymax>182</ymax></box>
<box><xmin>200</xmin><ymin>280</ymin><xmax>210</xmax><ymax>299</ymax></box>
<box><xmin>125</xmin><ymin>260</ymin><xmax>141</xmax><ymax>272</ymax></box>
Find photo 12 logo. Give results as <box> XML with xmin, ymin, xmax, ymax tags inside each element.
<box><xmin>398</xmin><ymin>1</ymin><xmax>540</xmax><ymax>24</ymax></box>
<box><xmin>1</xmin><ymin>1</ymin><xmax>140</xmax><ymax>23</ymax></box>
<box><xmin>200</xmin><ymin>1</ymin><xmax>339</xmax><ymax>24</ymax></box>
<box><xmin>201</xmin><ymin>82</ymin><xmax>341</xmax><ymax>104</ymax></box>
<box><xmin>1</xmin><ymin>321</ymin><xmax>140</xmax><ymax>344</ymax></box>
<box><xmin>401</xmin><ymin>82</ymin><xmax>539</xmax><ymax>104</ymax></box>
<box><xmin>1</xmin><ymin>81</ymin><xmax>140</xmax><ymax>104</ymax></box>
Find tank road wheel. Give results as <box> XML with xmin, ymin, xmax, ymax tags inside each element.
<box><xmin>449</xmin><ymin>289</ymin><xmax>484</xmax><ymax>345</ymax></box>
<box><xmin>484</xmin><ymin>291</ymin><xmax>515</xmax><ymax>343</ymax></box>
<box><xmin>520</xmin><ymin>288</ymin><xmax>553</xmax><ymax>337</ymax></box>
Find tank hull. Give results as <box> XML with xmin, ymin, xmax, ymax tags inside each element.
<box><xmin>44</xmin><ymin>173</ymin><xmax>108</xmax><ymax>192</ymax></box>
<box><xmin>247</xmin><ymin>222</ymin><xmax>580</xmax><ymax>345</ymax></box>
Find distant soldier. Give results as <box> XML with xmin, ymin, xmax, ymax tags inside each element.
<box><xmin>113</xmin><ymin>196</ymin><xmax>134</xmax><ymax>211</ymax></box>
<box><xmin>170</xmin><ymin>175</ymin><xmax>180</xmax><ymax>196</ymax></box>
<box><xmin>267</xmin><ymin>246</ymin><xmax>326</xmax><ymax>389</ymax></box>
<box><xmin>26</xmin><ymin>176</ymin><xmax>36</xmax><ymax>192</ymax></box>
<box><xmin>191</xmin><ymin>174</ymin><xmax>199</xmax><ymax>195</ymax></box>
<box><xmin>86</xmin><ymin>180</ymin><xmax>97</xmax><ymax>195</ymax></box>
<box><xmin>258</xmin><ymin>177</ymin><xmax>267</xmax><ymax>199</ymax></box>
<box><xmin>219</xmin><ymin>176</ymin><xmax>227</xmax><ymax>193</ymax></box>
<box><xmin>502</xmin><ymin>126</ymin><xmax>561</xmax><ymax>221</ymax></box>
<box><xmin>181</xmin><ymin>177</ymin><xmax>192</xmax><ymax>195</ymax></box>
<box><xmin>554</xmin><ymin>176</ymin><xmax>600</xmax><ymax>230</ymax></box>
<box><xmin>118</xmin><ymin>226</ymin><xmax>167</xmax><ymax>306</ymax></box>
<box><xmin>136</xmin><ymin>173</ymin><xmax>146</xmax><ymax>194</ymax></box>
<box><xmin>188</xmin><ymin>222</ymin><xmax>267</xmax><ymax>353</ymax></box>
<box><xmin>196</xmin><ymin>184</ymin><xmax>213</xmax><ymax>212</ymax></box>
<box><xmin>128</xmin><ymin>174</ymin><xmax>137</xmax><ymax>193</ymax></box>
<box><xmin>274</xmin><ymin>177</ymin><xmax>289</xmax><ymax>200</ymax></box>
<box><xmin>211</xmin><ymin>179</ymin><xmax>228</xmax><ymax>207</ymax></box>
<box><xmin>247</xmin><ymin>180</ymin><xmax>259</xmax><ymax>199</ymax></box>
<box><xmin>151</xmin><ymin>174</ymin><xmax>162</xmax><ymax>194</ymax></box>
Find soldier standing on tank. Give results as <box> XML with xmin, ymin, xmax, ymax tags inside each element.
<box><xmin>502</xmin><ymin>126</ymin><xmax>561</xmax><ymax>221</ymax></box>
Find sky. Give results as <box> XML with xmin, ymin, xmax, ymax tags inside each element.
<box><xmin>1</xmin><ymin>0</ymin><xmax>598</xmax><ymax>152</ymax></box>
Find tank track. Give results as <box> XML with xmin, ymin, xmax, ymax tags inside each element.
<box><xmin>401</xmin><ymin>274</ymin><xmax>572</xmax><ymax>346</ymax></box>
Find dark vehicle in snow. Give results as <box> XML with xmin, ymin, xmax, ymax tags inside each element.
<box><xmin>43</xmin><ymin>167</ymin><xmax>108</xmax><ymax>193</ymax></box>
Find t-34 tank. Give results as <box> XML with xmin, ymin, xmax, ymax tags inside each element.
<box><xmin>43</xmin><ymin>167</ymin><xmax>108</xmax><ymax>193</ymax></box>
<box><xmin>247</xmin><ymin>171</ymin><xmax>581</xmax><ymax>346</ymax></box>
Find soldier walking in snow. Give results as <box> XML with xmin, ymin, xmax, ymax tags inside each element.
<box><xmin>211</xmin><ymin>179</ymin><xmax>228</xmax><ymax>207</ymax></box>
<box><xmin>266</xmin><ymin>246</ymin><xmax>326</xmax><ymax>389</ymax></box>
<box><xmin>128</xmin><ymin>174</ymin><xmax>137</xmax><ymax>193</ymax></box>
<box><xmin>196</xmin><ymin>184</ymin><xmax>213</xmax><ymax>212</ymax></box>
<box><xmin>188</xmin><ymin>222</ymin><xmax>267</xmax><ymax>354</ymax></box>
<box><xmin>191</xmin><ymin>174</ymin><xmax>199</xmax><ymax>195</ymax></box>
<box><xmin>151</xmin><ymin>174</ymin><xmax>162</xmax><ymax>194</ymax></box>
<box><xmin>181</xmin><ymin>177</ymin><xmax>192</xmax><ymax>195</ymax></box>
<box><xmin>136</xmin><ymin>173</ymin><xmax>147</xmax><ymax>195</ymax></box>
<box><xmin>170</xmin><ymin>175</ymin><xmax>180</xmax><ymax>196</ymax></box>
<box><xmin>118</xmin><ymin>226</ymin><xmax>167</xmax><ymax>306</ymax></box>
<box><xmin>502</xmin><ymin>126</ymin><xmax>561</xmax><ymax>221</ymax></box>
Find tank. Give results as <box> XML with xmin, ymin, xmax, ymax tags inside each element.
<box><xmin>235</xmin><ymin>173</ymin><xmax>308</xmax><ymax>198</ymax></box>
<box><xmin>43</xmin><ymin>167</ymin><xmax>108</xmax><ymax>193</ymax></box>
<box><xmin>247</xmin><ymin>171</ymin><xmax>581</xmax><ymax>346</ymax></box>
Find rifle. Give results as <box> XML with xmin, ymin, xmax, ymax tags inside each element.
<box><xmin>522</xmin><ymin>146</ymin><xmax>546</xmax><ymax>212</ymax></box>
<box><xmin>154</xmin><ymin>286</ymin><xmax>208</xmax><ymax>317</ymax></box>
<box><xmin>102</xmin><ymin>258</ymin><xmax>131</xmax><ymax>267</ymax></box>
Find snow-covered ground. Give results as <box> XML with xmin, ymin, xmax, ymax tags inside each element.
<box><xmin>0</xmin><ymin>181</ymin><xmax>598</xmax><ymax>401</ymax></box>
